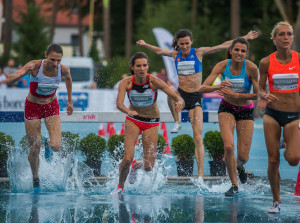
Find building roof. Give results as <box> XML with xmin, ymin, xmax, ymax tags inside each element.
<box><xmin>13</xmin><ymin>0</ymin><xmax>90</xmax><ymax>26</ymax></box>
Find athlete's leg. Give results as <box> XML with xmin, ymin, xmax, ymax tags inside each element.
<box><xmin>219</xmin><ymin>112</ymin><xmax>236</xmax><ymax>185</ymax></box>
<box><xmin>141</xmin><ymin>126</ymin><xmax>159</xmax><ymax>172</ymax></box>
<box><xmin>283</xmin><ymin>119</ymin><xmax>300</xmax><ymax>166</ymax></box>
<box><xmin>26</xmin><ymin>119</ymin><xmax>42</xmax><ymax>179</ymax></box>
<box><xmin>167</xmin><ymin>87</ymin><xmax>181</xmax><ymax>123</ymax></box>
<box><xmin>236</xmin><ymin>119</ymin><xmax>254</xmax><ymax>167</ymax></box>
<box><xmin>263</xmin><ymin>114</ymin><xmax>282</xmax><ymax>202</ymax></box>
<box><xmin>44</xmin><ymin>116</ymin><xmax>61</xmax><ymax>151</ymax></box>
<box><xmin>189</xmin><ymin>106</ymin><xmax>204</xmax><ymax>178</ymax></box>
<box><xmin>118</xmin><ymin>119</ymin><xmax>140</xmax><ymax>188</ymax></box>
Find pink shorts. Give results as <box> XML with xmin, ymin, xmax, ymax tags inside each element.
<box><xmin>126</xmin><ymin>116</ymin><xmax>160</xmax><ymax>131</ymax></box>
<box><xmin>24</xmin><ymin>98</ymin><xmax>59</xmax><ymax>120</ymax></box>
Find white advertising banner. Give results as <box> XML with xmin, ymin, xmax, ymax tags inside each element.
<box><xmin>152</xmin><ymin>27</ymin><xmax>178</xmax><ymax>88</ymax></box>
<box><xmin>0</xmin><ymin>89</ymin><xmax>170</xmax><ymax>112</ymax></box>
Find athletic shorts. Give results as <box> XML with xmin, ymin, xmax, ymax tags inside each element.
<box><xmin>264</xmin><ymin>107</ymin><xmax>300</xmax><ymax>127</ymax></box>
<box><xmin>24</xmin><ymin>98</ymin><xmax>59</xmax><ymax>121</ymax></box>
<box><xmin>178</xmin><ymin>88</ymin><xmax>202</xmax><ymax>110</ymax></box>
<box><xmin>218</xmin><ymin>99</ymin><xmax>254</xmax><ymax>121</ymax></box>
<box><xmin>126</xmin><ymin>115</ymin><xmax>160</xmax><ymax>131</ymax></box>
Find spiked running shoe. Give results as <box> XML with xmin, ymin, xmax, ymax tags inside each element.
<box><xmin>110</xmin><ymin>186</ymin><xmax>123</xmax><ymax>195</ymax></box>
<box><xmin>33</xmin><ymin>178</ymin><xmax>41</xmax><ymax>194</ymax></box>
<box><xmin>268</xmin><ymin>201</ymin><xmax>281</xmax><ymax>214</ymax></box>
<box><xmin>128</xmin><ymin>159</ymin><xmax>137</xmax><ymax>184</ymax></box>
<box><xmin>44</xmin><ymin>137</ymin><xmax>53</xmax><ymax>163</ymax></box>
<box><xmin>237</xmin><ymin>166</ymin><xmax>247</xmax><ymax>184</ymax></box>
<box><xmin>225</xmin><ymin>184</ymin><xmax>238</xmax><ymax>197</ymax></box>
<box><xmin>170</xmin><ymin>122</ymin><xmax>181</xmax><ymax>133</ymax></box>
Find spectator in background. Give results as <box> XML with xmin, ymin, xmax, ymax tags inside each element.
<box><xmin>4</xmin><ymin>58</ymin><xmax>18</xmax><ymax>88</ymax></box>
<box><xmin>91</xmin><ymin>81</ymin><xmax>97</xmax><ymax>89</ymax></box>
<box><xmin>0</xmin><ymin>67</ymin><xmax>7</xmax><ymax>90</ymax></box>
<box><xmin>155</xmin><ymin>67</ymin><xmax>173</xmax><ymax>87</ymax></box>
<box><xmin>17</xmin><ymin>64</ymin><xmax>30</xmax><ymax>88</ymax></box>
<box><xmin>114</xmin><ymin>74</ymin><xmax>129</xmax><ymax>90</ymax></box>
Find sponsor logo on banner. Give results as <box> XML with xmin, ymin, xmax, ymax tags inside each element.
<box><xmin>58</xmin><ymin>92</ymin><xmax>88</xmax><ymax>111</ymax></box>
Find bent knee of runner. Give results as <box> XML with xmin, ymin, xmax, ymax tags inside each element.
<box><xmin>284</xmin><ymin>152</ymin><xmax>300</xmax><ymax>166</ymax></box>
<box><xmin>224</xmin><ymin>143</ymin><xmax>235</xmax><ymax>154</ymax></box>
<box><xmin>50</xmin><ymin>141</ymin><xmax>61</xmax><ymax>151</ymax></box>
<box><xmin>268</xmin><ymin>158</ymin><xmax>280</xmax><ymax>169</ymax></box>
<box><xmin>193</xmin><ymin>135</ymin><xmax>203</xmax><ymax>147</ymax></box>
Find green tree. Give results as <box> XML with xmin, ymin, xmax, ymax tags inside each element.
<box><xmin>14</xmin><ymin>0</ymin><xmax>50</xmax><ymax>64</ymax></box>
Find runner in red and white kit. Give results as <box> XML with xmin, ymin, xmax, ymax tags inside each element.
<box><xmin>1</xmin><ymin>43</ymin><xmax>73</xmax><ymax>193</ymax></box>
<box><xmin>111</xmin><ymin>52</ymin><xmax>184</xmax><ymax>194</ymax></box>
<box><xmin>259</xmin><ymin>22</ymin><xmax>300</xmax><ymax>213</ymax></box>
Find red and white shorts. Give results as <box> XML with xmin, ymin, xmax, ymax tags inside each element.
<box><xmin>126</xmin><ymin>115</ymin><xmax>160</xmax><ymax>131</ymax></box>
<box><xmin>24</xmin><ymin>98</ymin><xmax>59</xmax><ymax>120</ymax></box>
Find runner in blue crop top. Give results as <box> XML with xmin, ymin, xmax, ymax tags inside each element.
<box><xmin>199</xmin><ymin>37</ymin><xmax>259</xmax><ymax>197</ymax></box>
<box><xmin>222</xmin><ymin>59</ymin><xmax>252</xmax><ymax>93</ymax></box>
<box><xmin>137</xmin><ymin>29</ymin><xmax>259</xmax><ymax>179</ymax></box>
<box><xmin>175</xmin><ymin>48</ymin><xmax>202</xmax><ymax>75</ymax></box>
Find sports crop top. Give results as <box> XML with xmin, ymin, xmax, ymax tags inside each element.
<box><xmin>30</xmin><ymin>60</ymin><xmax>61</xmax><ymax>98</ymax></box>
<box><xmin>127</xmin><ymin>74</ymin><xmax>158</xmax><ymax>107</ymax></box>
<box><xmin>222</xmin><ymin>59</ymin><xmax>252</xmax><ymax>93</ymax></box>
<box><xmin>175</xmin><ymin>48</ymin><xmax>202</xmax><ymax>75</ymax></box>
<box><xmin>268</xmin><ymin>51</ymin><xmax>300</xmax><ymax>93</ymax></box>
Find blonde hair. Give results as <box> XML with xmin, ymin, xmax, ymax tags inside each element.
<box><xmin>270</xmin><ymin>21</ymin><xmax>293</xmax><ymax>39</ymax></box>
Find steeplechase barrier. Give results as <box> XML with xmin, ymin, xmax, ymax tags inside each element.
<box><xmin>0</xmin><ymin>111</ymin><xmax>219</xmax><ymax>123</ymax></box>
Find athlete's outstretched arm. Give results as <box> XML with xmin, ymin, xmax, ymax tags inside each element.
<box><xmin>197</xmin><ymin>30</ymin><xmax>259</xmax><ymax>57</ymax></box>
<box><xmin>136</xmin><ymin>40</ymin><xmax>175</xmax><ymax>57</ymax></box>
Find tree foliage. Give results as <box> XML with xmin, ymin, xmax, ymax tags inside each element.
<box><xmin>14</xmin><ymin>0</ymin><xmax>50</xmax><ymax>64</ymax></box>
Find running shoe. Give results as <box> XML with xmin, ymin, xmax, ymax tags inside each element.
<box><xmin>128</xmin><ymin>159</ymin><xmax>137</xmax><ymax>184</ymax></box>
<box><xmin>237</xmin><ymin>166</ymin><xmax>247</xmax><ymax>184</ymax></box>
<box><xmin>44</xmin><ymin>137</ymin><xmax>53</xmax><ymax>163</ymax></box>
<box><xmin>33</xmin><ymin>178</ymin><xmax>40</xmax><ymax>194</ymax></box>
<box><xmin>170</xmin><ymin>122</ymin><xmax>181</xmax><ymax>133</ymax></box>
<box><xmin>110</xmin><ymin>186</ymin><xmax>123</xmax><ymax>195</ymax></box>
<box><xmin>225</xmin><ymin>184</ymin><xmax>238</xmax><ymax>197</ymax></box>
<box><xmin>33</xmin><ymin>187</ymin><xmax>41</xmax><ymax>194</ymax></box>
<box><xmin>268</xmin><ymin>201</ymin><xmax>281</xmax><ymax>214</ymax></box>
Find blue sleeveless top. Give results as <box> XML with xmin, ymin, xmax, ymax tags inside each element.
<box><xmin>222</xmin><ymin>59</ymin><xmax>252</xmax><ymax>93</ymax></box>
<box><xmin>175</xmin><ymin>48</ymin><xmax>202</xmax><ymax>75</ymax></box>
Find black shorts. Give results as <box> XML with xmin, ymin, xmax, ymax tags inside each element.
<box><xmin>264</xmin><ymin>107</ymin><xmax>300</xmax><ymax>127</ymax></box>
<box><xmin>218</xmin><ymin>100</ymin><xmax>254</xmax><ymax>121</ymax></box>
<box><xmin>178</xmin><ymin>88</ymin><xmax>202</xmax><ymax>110</ymax></box>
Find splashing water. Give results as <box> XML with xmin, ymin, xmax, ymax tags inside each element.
<box><xmin>7</xmin><ymin>139</ymin><xmax>101</xmax><ymax>193</ymax></box>
<box><xmin>105</xmin><ymin>137</ymin><xmax>168</xmax><ymax>194</ymax></box>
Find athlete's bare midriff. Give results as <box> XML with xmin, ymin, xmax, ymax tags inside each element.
<box><xmin>129</xmin><ymin>103</ymin><xmax>160</xmax><ymax>118</ymax></box>
<box><xmin>178</xmin><ymin>72</ymin><xmax>202</xmax><ymax>92</ymax></box>
<box><xmin>27</xmin><ymin>93</ymin><xmax>57</xmax><ymax>105</ymax></box>
<box><xmin>267</xmin><ymin>92</ymin><xmax>300</xmax><ymax>112</ymax></box>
